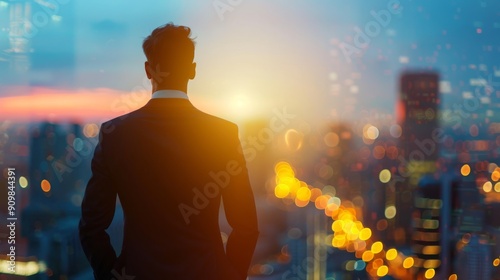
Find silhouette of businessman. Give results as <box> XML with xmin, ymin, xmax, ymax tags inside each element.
<box><xmin>79</xmin><ymin>23</ymin><xmax>259</xmax><ymax>280</ymax></box>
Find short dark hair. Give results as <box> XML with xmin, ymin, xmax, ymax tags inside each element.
<box><xmin>142</xmin><ymin>23</ymin><xmax>195</xmax><ymax>76</ymax></box>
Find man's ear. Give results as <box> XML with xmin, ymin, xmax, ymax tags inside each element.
<box><xmin>188</xmin><ymin>62</ymin><xmax>196</xmax><ymax>80</ymax></box>
<box><xmin>145</xmin><ymin>61</ymin><xmax>152</xmax><ymax>79</ymax></box>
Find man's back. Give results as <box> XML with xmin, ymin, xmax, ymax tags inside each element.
<box><xmin>79</xmin><ymin>97</ymin><xmax>259</xmax><ymax>280</ymax></box>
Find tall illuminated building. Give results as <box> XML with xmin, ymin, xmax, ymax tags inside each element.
<box><xmin>0</xmin><ymin>0</ymin><xmax>76</xmax><ymax>85</ymax></box>
<box><xmin>395</xmin><ymin>71</ymin><xmax>440</xmax><ymax>242</ymax></box>
<box><xmin>456</xmin><ymin>234</ymin><xmax>492</xmax><ymax>280</ymax></box>
<box><xmin>20</xmin><ymin>122</ymin><xmax>94</xmax><ymax>278</ymax></box>
<box><xmin>0</xmin><ymin>0</ymin><xmax>31</xmax><ymax>83</ymax></box>
<box><xmin>412</xmin><ymin>176</ymin><xmax>454</xmax><ymax>278</ymax></box>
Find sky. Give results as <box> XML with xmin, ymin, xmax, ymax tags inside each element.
<box><xmin>0</xmin><ymin>0</ymin><xmax>499</xmax><ymax>125</ymax></box>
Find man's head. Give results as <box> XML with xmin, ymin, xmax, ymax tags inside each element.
<box><xmin>142</xmin><ymin>23</ymin><xmax>196</xmax><ymax>90</ymax></box>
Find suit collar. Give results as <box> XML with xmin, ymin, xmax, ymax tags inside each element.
<box><xmin>151</xmin><ymin>90</ymin><xmax>189</xmax><ymax>100</ymax></box>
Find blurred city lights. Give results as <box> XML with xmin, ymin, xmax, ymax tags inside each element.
<box><xmin>19</xmin><ymin>176</ymin><xmax>28</xmax><ymax>188</ymax></box>
<box><xmin>362</xmin><ymin>251</ymin><xmax>374</xmax><ymax>262</ymax></box>
<box><xmin>424</xmin><ymin>268</ymin><xmax>435</xmax><ymax>279</ymax></box>
<box><xmin>0</xmin><ymin>260</ymin><xmax>46</xmax><ymax>276</ymax></box>
<box><xmin>379</xmin><ymin>169</ymin><xmax>391</xmax><ymax>183</ymax></box>
<box><xmin>492</xmin><ymin>169</ymin><xmax>500</xmax><ymax>181</ymax></box>
<box><xmin>488</xmin><ymin>163</ymin><xmax>498</xmax><ymax>173</ymax></box>
<box><xmin>363</xmin><ymin>124</ymin><xmax>379</xmax><ymax>140</ymax></box>
<box><xmin>371</xmin><ymin>241</ymin><xmax>383</xmax><ymax>254</ymax></box>
<box><xmin>358</xmin><ymin>228</ymin><xmax>372</xmax><ymax>241</ymax></box>
<box><xmin>1</xmin><ymin>2</ymin><xmax>500</xmax><ymax>279</ymax></box>
<box><xmin>354</xmin><ymin>260</ymin><xmax>365</xmax><ymax>271</ymax></box>
<box><xmin>296</xmin><ymin>186</ymin><xmax>311</xmax><ymax>202</ymax></box>
<box><xmin>376</xmin><ymin>265</ymin><xmax>388</xmax><ymax>277</ymax></box>
<box><xmin>41</xmin><ymin>179</ymin><xmax>51</xmax><ymax>192</ymax></box>
<box><xmin>389</xmin><ymin>124</ymin><xmax>402</xmax><ymax>138</ymax></box>
<box><xmin>385</xmin><ymin>248</ymin><xmax>397</xmax><ymax>261</ymax></box>
<box><xmin>275</xmin><ymin>151</ymin><xmax>498</xmax><ymax>279</ymax></box>
<box><xmin>483</xmin><ymin>181</ymin><xmax>493</xmax><ymax>192</ymax></box>
<box><xmin>403</xmin><ymin>257</ymin><xmax>414</xmax><ymax>268</ymax></box>
<box><xmin>274</xmin><ymin>184</ymin><xmax>290</xmax><ymax>198</ymax></box>
<box><xmin>83</xmin><ymin>123</ymin><xmax>99</xmax><ymax>138</ymax></box>
<box><xmin>322</xmin><ymin>185</ymin><xmax>336</xmax><ymax>196</ymax></box>
<box><xmin>73</xmin><ymin>137</ymin><xmax>84</xmax><ymax>152</ymax></box>
<box><xmin>384</xmin><ymin>205</ymin><xmax>397</xmax><ymax>219</ymax></box>
<box><xmin>324</xmin><ymin>132</ymin><xmax>340</xmax><ymax>147</ymax></box>
<box><xmin>494</xmin><ymin>182</ymin><xmax>500</xmax><ymax>192</ymax></box>
<box><xmin>284</xmin><ymin>129</ymin><xmax>304</xmax><ymax>151</ymax></box>
<box><xmin>460</xmin><ymin>164</ymin><xmax>471</xmax><ymax>176</ymax></box>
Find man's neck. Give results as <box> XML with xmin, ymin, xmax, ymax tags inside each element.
<box><xmin>152</xmin><ymin>83</ymin><xmax>188</xmax><ymax>94</ymax></box>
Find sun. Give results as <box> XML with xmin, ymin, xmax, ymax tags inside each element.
<box><xmin>229</xmin><ymin>92</ymin><xmax>254</xmax><ymax>120</ymax></box>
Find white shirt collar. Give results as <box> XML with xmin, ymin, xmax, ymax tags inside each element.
<box><xmin>151</xmin><ymin>90</ymin><xmax>189</xmax><ymax>100</ymax></box>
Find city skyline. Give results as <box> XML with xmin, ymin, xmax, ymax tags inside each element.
<box><xmin>1</xmin><ymin>1</ymin><xmax>500</xmax><ymax>279</ymax></box>
<box><xmin>0</xmin><ymin>1</ymin><xmax>499</xmax><ymax>125</ymax></box>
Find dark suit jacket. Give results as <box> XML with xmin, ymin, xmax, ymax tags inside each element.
<box><xmin>79</xmin><ymin>97</ymin><xmax>259</xmax><ymax>280</ymax></box>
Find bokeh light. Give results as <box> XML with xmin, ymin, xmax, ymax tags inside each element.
<box><xmin>19</xmin><ymin>176</ymin><xmax>28</xmax><ymax>188</ymax></box>
<box><xmin>363</xmin><ymin>124</ymin><xmax>379</xmax><ymax>140</ymax></box>
<box><xmin>483</xmin><ymin>181</ymin><xmax>493</xmax><ymax>192</ymax></box>
<box><xmin>385</xmin><ymin>248</ymin><xmax>397</xmax><ymax>261</ymax></box>
<box><xmin>460</xmin><ymin>164</ymin><xmax>471</xmax><ymax>176</ymax></box>
<box><xmin>284</xmin><ymin>129</ymin><xmax>304</xmax><ymax>151</ymax></box>
<box><xmin>359</xmin><ymin>228</ymin><xmax>372</xmax><ymax>241</ymax></box>
<box><xmin>362</xmin><ymin>251</ymin><xmax>374</xmax><ymax>262</ymax></box>
<box><xmin>403</xmin><ymin>257</ymin><xmax>414</xmax><ymax>268</ymax></box>
<box><xmin>495</xmin><ymin>182</ymin><xmax>500</xmax><ymax>192</ymax></box>
<box><xmin>379</xmin><ymin>169</ymin><xmax>391</xmax><ymax>183</ymax></box>
<box><xmin>389</xmin><ymin>124</ymin><xmax>402</xmax><ymax>138</ymax></box>
<box><xmin>385</xmin><ymin>205</ymin><xmax>397</xmax><ymax>219</ymax></box>
<box><xmin>41</xmin><ymin>179</ymin><xmax>51</xmax><ymax>192</ymax></box>
<box><xmin>424</xmin><ymin>268</ymin><xmax>435</xmax><ymax>279</ymax></box>
<box><xmin>492</xmin><ymin>169</ymin><xmax>500</xmax><ymax>181</ymax></box>
<box><xmin>274</xmin><ymin>183</ymin><xmax>290</xmax><ymax>198</ymax></box>
<box><xmin>376</xmin><ymin>265</ymin><xmax>388</xmax><ymax>277</ymax></box>
<box><xmin>371</xmin><ymin>241</ymin><xmax>383</xmax><ymax>254</ymax></box>
<box><xmin>324</xmin><ymin>132</ymin><xmax>339</xmax><ymax>147</ymax></box>
<box><xmin>83</xmin><ymin>123</ymin><xmax>99</xmax><ymax>138</ymax></box>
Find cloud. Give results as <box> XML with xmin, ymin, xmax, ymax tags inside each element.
<box><xmin>0</xmin><ymin>86</ymin><xmax>146</xmax><ymax>122</ymax></box>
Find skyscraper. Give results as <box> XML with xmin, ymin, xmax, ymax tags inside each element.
<box><xmin>0</xmin><ymin>0</ymin><xmax>31</xmax><ymax>84</ymax></box>
<box><xmin>456</xmin><ymin>234</ymin><xmax>492</xmax><ymax>280</ymax></box>
<box><xmin>395</xmin><ymin>71</ymin><xmax>440</xmax><ymax>242</ymax></box>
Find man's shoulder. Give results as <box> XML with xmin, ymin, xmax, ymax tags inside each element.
<box><xmin>98</xmin><ymin>108</ymin><xmax>144</xmax><ymax>135</ymax></box>
<box><xmin>195</xmin><ymin>109</ymin><xmax>238</xmax><ymax>131</ymax></box>
<box><xmin>98</xmin><ymin>106</ymin><xmax>239</xmax><ymax>135</ymax></box>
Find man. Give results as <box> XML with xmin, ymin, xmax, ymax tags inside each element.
<box><xmin>79</xmin><ymin>23</ymin><xmax>259</xmax><ymax>280</ymax></box>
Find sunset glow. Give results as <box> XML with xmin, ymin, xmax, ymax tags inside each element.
<box><xmin>0</xmin><ymin>86</ymin><xmax>146</xmax><ymax>122</ymax></box>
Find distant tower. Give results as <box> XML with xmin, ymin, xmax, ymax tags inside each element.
<box><xmin>0</xmin><ymin>0</ymin><xmax>31</xmax><ymax>83</ymax></box>
<box><xmin>21</xmin><ymin>122</ymin><xmax>95</xmax><ymax>278</ymax></box>
<box><xmin>22</xmin><ymin>122</ymin><xmax>91</xmax><ymax>238</ymax></box>
<box><xmin>0</xmin><ymin>0</ymin><xmax>76</xmax><ymax>85</ymax></box>
<box><xmin>395</xmin><ymin>71</ymin><xmax>440</xmax><ymax>242</ymax></box>
<box><xmin>456</xmin><ymin>234</ymin><xmax>492</xmax><ymax>280</ymax></box>
<box><xmin>412</xmin><ymin>177</ymin><xmax>443</xmax><ymax>274</ymax></box>
<box><xmin>412</xmin><ymin>175</ymin><xmax>463</xmax><ymax>278</ymax></box>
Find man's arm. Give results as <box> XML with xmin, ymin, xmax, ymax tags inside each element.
<box><xmin>79</xmin><ymin>126</ymin><xmax>117</xmax><ymax>280</ymax></box>
<box><xmin>222</xmin><ymin>126</ymin><xmax>259</xmax><ymax>279</ymax></box>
